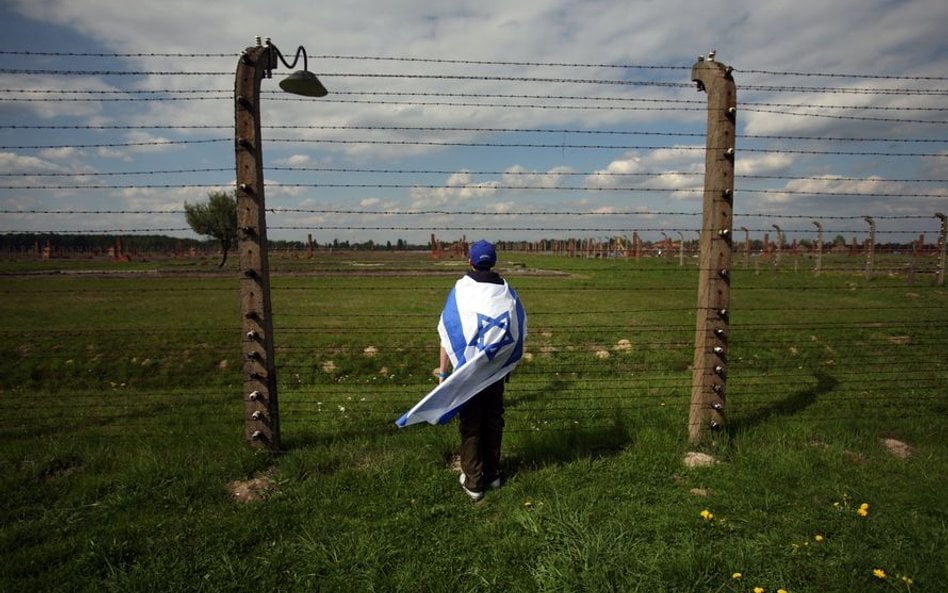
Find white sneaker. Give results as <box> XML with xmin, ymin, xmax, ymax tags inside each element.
<box><xmin>459</xmin><ymin>473</ymin><xmax>484</xmax><ymax>501</ymax></box>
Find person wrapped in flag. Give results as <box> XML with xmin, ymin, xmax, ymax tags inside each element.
<box><xmin>396</xmin><ymin>240</ymin><xmax>526</xmax><ymax>501</ymax></box>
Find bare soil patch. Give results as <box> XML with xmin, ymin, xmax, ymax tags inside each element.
<box><xmin>227</xmin><ymin>469</ymin><xmax>278</xmax><ymax>503</ymax></box>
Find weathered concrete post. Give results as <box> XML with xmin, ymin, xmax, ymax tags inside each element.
<box><xmin>740</xmin><ymin>226</ymin><xmax>749</xmax><ymax>269</ymax></box>
<box><xmin>772</xmin><ymin>224</ymin><xmax>783</xmax><ymax>270</ymax></box>
<box><xmin>864</xmin><ymin>216</ymin><xmax>876</xmax><ymax>280</ymax></box>
<box><xmin>935</xmin><ymin>213</ymin><xmax>946</xmax><ymax>286</ymax></box>
<box><xmin>812</xmin><ymin>220</ymin><xmax>823</xmax><ymax>276</ymax></box>
<box><xmin>688</xmin><ymin>52</ymin><xmax>735</xmax><ymax>445</ymax></box>
<box><xmin>235</xmin><ymin>41</ymin><xmax>279</xmax><ymax>450</ymax></box>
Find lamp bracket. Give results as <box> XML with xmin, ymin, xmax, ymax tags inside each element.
<box><xmin>263</xmin><ymin>40</ymin><xmax>308</xmax><ymax>77</ymax></box>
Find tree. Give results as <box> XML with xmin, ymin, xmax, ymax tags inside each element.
<box><xmin>184</xmin><ymin>190</ymin><xmax>238</xmax><ymax>268</ymax></box>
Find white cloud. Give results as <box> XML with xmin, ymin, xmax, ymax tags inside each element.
<box><xmin>748</xmin><ymin>174</ymin><xmax>947</xmax><ymax>208</ymax></box>
<box><xmin>502</xmin><ymin>165</ymin><xmax>574</xmax><ymax>189</ymax></box>
<box><xmin>122</xmin><ymin>131</ymin><xmax>179</xmax><ymax>154</ymax></box>
<box><xmin>278</xmin><ymin>154</ymin><xmax>312</xmax><ymax>166</ymax></box>
<box><xmin>37</xmin><ymin>147</ymin><xmax>83</xmax><ymax>161</ymax></box>
<box><xmin>2</xmin><ymin>0</ymin><xmax>944</xmax><ymax>241</ymax></box>
<box><xmin>95</xmin><ymin>147</ymin><xmax>132</xmax><ymax>161</ymax></box>
<box><xmin>735</xmin><ymin>152</ymin><xmax>795</xmax><ymax>176</ymax></box>
<box><xmin>0</xmin><ymin>75</ymin><xmax>113</xmax><ymax>120</ymax></box>
<box><xmin>585</xmin><ymin>157</ymin><xmax>643</xmax><ymax>188</ymax></box>
<box><xmin>0</xmin><ymin>151</ymin><xmax>68</xmax><ymax>173</ymax></box>
<box><xmin>265</xmin><ymin>180</ymin><xmax>307</xmax><ymax>197</ymax></box>
<box><xmin>409</xmin><ymin>171</ymin><xmax>500</xmax><ymax>208</ymax></box>
<box><xmin>586</xmin><ymin>147</ymin><xmax>703</xmax><ymax>191</ymax></box>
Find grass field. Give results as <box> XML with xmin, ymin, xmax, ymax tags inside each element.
<box><xmin>1</xmin><ymin>250</ymin><xmax>945</xmax><ymax>592</ymax></box>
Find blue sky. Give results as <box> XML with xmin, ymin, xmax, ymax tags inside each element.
<box><xmin>0</xmin><ymin>0</ymin><xmax>945</xmax><ymax>245</ymax></box>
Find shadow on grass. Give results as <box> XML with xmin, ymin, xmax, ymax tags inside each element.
<box><xmin>727</xmin><ymin>371</ymin><xmax>838</xmax><ymax>438</ymax></box>
<box><xmin>506</xmin><ymin>376</ymin><xmax>571</xmax><ymax>408</ymax></box>
<box><xmin>282</xmin><ymin>377</ymin><xmax>633</xmax><ymax>476</ymax></box>
<box><xmin>502</xmin><ymin>417</ymin><xmax>631</xmax><ymax>478</ymax></box>
<box><xmin>280</xmin><ymin>374</ymin><xmax>571</xmax><ymax>452</ymax></box>
<box><xmin>503</xmin><ymin>376</ymin><xmax>633</xmax><ymax>475</ymax></box>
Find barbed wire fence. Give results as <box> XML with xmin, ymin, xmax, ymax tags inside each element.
<box><xmin>0</xmin><ymin>49</ymin><xmax>945</xmax><ymax>448</ymax></box>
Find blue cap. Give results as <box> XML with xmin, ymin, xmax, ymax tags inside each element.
<box><xmin>469</xmin><ymin>240</ymin><xmax>497</xmax><ymax>269</ymax></box>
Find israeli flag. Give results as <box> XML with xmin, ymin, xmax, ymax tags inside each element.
<box><xmin>396</xmin><ymin>275</ymin><xmax>526</xmax><ymax>427</ymax></box>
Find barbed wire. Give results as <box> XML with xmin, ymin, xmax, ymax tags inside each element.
<box><xmin>6</xmin><ymin>65</ymin><xmax>948</xmax><ymax>94</ymax></box>
<box><xmin>0</xmin><ymin>139</ymin><xmax>228</xmax><ymax>150</ymax></box>
<box><xmin>4</xmin><ymin>136</ymin><xmax>946</xmax><ymax>156</ymax></box>
<box><xmin>741</xmin><ymin>107</ymin><xmax>948</xmax><ymax>125</ymax></box>
<box><xmin>1</xmin><ymin>167</ymin><xmax>945</xmax><ymax>185</ymax></box>
<box><xmin>0</xmin><ymin>67</ymin><xmax>695</xmax><ymax>88</ymax></box>
<box><xmin>4</xmin><ymin>92</ymin><xmax>946</xmax><ymax>124</ymax></box>
<box><xmin>3</xmin><ymin>182</ymin><xmax>945</xmax><ymax>200</ymax></box>
<box><xmin>0</xmin><ymin>282</ymin><xmax>942</xmax><ymax>298</ymax></box>
<box><xmin>0</xmin><ymin>50</ymin><xmax>237</xmax><ymax>58</ymax></box>
<box><xmin>4</xmin><ymin>226</ymin><xmax>941</xmax><ymax>235</ymax></box>
<box><xmin>3</xmin><ymin>50</ymin><xmax>946</xmax><ymax>79</ymax></box>
<box><xmin>2</xmin><ymin>52</ymin><xmax>945</xmax><ymax>443</ymax></box>
<box><xmin>5</xmin><ymin>124</ymin><xmax>947</xmax><ymax>146</ymax></box>
<box><xmin>6</xmin><ymin>87</ymin><xmax>948</xmax><ymax>112</ymax></box>
<box><xmin>5</xmin><ymin>95</ymin><xmax>945</xmax><ymax>124</ymax></box>
<box><xmin>2</xmin><ymin>303</ymin><xmax>939</xmax><ymax>331</ymax></box>
<box><xmin>2</xmin><ymin>208</ymin><xmax>941</xmax><ymax>220</ymax></box>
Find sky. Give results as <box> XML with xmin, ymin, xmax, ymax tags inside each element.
<box><xmin>0</xmin><ymin>0</ymin><xmax>946</xmax><ymax>245</ymax></box>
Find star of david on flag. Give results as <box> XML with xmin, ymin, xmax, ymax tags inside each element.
<box><xmin>396</xmin><ymin>275</ymin><xmax>526</xmax><ymax>427</ymax></box>
<box><xmin>469</xmin><ymin>312</ymin><xmax>515</xmax><ymax>361</ymax></box>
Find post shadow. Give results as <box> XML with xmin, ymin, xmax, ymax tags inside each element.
<box><xmin>727</xmin><ymin>370</ymin><xmax>839</xmax><ymax>438</ymax></box>
<box><xmin>502</xmin><ymin>376</ymin><xmax>633</xmax><ymax>474</ymax></box>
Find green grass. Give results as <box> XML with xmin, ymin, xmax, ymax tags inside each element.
<box><xmin>1</xmin><ymin>251</ymin><xmax>945</xmax><ymax>592</ymax></box>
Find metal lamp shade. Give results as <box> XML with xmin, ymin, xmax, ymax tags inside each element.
<box><xmin>279</xmin><ymin>70</ymin><xmax>328</xmax><ymax>97</ymax></box>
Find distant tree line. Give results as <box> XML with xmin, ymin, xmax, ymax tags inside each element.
<box><xmin>0</xmin><ymin>233</ymin><xmax>430</xmax><ymax>254</ymax></box>
<box><xmin>0</xmin><ymin>233</ymin><xmax>211</xmax><ymax>253</ymax></box>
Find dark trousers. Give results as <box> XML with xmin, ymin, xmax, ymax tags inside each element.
<box><xmin>458</xmin><ymin>379</ymin><xmax>505</xmax><ymax>492</ymax></box>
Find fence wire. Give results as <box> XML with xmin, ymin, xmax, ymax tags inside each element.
<box><xmin>1</xmin><ymin>51</ymin><xmax>945</xmax><ymax>443</ymax></box>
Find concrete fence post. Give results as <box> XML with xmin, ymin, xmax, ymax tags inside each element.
<box><xmin>812</xmin><ymin>220</ymin><xmax>823</xmax><ymax>276</ymax></box>
<box><xmin>740</xmin><ymin>226</ymin><xmax>750</xmax><ymax>269</ymax></box>
<box><xmin>688</xmin><ymin>51</ymin><xmax>735</xmax><ymax>445</ymax></box>
<box><xmin>235</xmin><ymin>42</ymin><xmax>281</xmax><ymax>450</ymax></box>
<box><xmin>864</xmin><ymin>216</ymin><xmax>876</xmax><ymax>280</ymax></box>
<box><xmin>772</xmin><ymin>224</ymin><xmax>783</xmax><ymax>270</ymax></box>
<box><xmin>936</xmin><ymin>213</ymin><xmax>946</xmax><ymax>286</ymax></box>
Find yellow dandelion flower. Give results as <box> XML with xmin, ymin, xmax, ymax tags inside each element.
<box><xmin>731</xmin><ymin>572</ymin><xmax>742</xmax><ymax>580</ymax></box>
<box><xmin>859</xmin><ymin>502</ymin><xmax>869</xmax><ymax>511</ymax></box>
<box><xmin>857</xmin><ymin>507</ymin><xmax>869</xmax><ymax>517</ymax></box>
<box><xmin>814</xmin><ymin>534</ymin><xmax>825</xmax><ymax>542</ymax></box>
<box><xmin>901</xmin><ymin>576</ymin><xmax>913</xmax><ymax>585</ymax></box>
<box><xmin>873</xmin><ymin>568</ymin><xmax>886</xmax><ymax>579</ymax></box>
<box><xmin>753</xmin><ymin>587</ymin><xmax>765</xmax><ymax>593</ymax></box>
<box><xmin>777</xmin><ymin>589</ymin><xmax>788</xmax><ymax>593</ymax></box>
<box><xmin>700</xmin><ymin>509</ymin><xmax>714</xmax><ymax>521</ymax></box>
